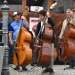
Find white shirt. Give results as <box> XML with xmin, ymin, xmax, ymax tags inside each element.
<box><xmin>41</xmin><ymin>21</ymin><xmax>44</xmax><ymax>33</ymax></box>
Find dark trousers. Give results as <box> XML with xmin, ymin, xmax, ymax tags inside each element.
<box><xmin>8</xmin><ymin>45</ymin><xmax>14</xmax><ymax>64</ymax></box>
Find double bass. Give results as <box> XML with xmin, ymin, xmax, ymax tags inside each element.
<box><xmin>34</xmin><ymin>23</ymin><xmax>57</xmax><ymax>66</ymax></box>
<box><xmin>60</xmin><ymin>23</ymin><xmax>75</xmax><ymax>63</ymax></box>
<box><xmin>33</xmin><ymin>12</ymin><xmax>65</xmax><ymax>66</ymax></box>
<box><xmin>12</xmin><ymin>26</ymin><xmax>32</xmax><ymax>66</ymax></box>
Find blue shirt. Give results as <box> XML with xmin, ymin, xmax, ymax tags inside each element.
<box><xmin>8</xmin><ymin>20</ymin><xmax>28</xmax><ymax>42</ymax></box>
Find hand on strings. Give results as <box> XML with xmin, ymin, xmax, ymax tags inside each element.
<box><xmin>9</xmin><ymin>41</ymin><xmax>14</xmax><ymax>47</ymax></box>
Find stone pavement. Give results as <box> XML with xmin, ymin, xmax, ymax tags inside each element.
<box><xmin>9</xmin><ymin>65</ymin><xmax>75</xmax><ymax>75</ymax></box>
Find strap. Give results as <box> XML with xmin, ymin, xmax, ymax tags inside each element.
<box><xmin>36</xmin><ymin>17</ymin><xmax>46</xmax><ymax>41</ymax></box>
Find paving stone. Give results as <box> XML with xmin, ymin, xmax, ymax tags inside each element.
<box><xmin>9</xmin><ymin>65</ymin><xmax>75</xmax><ymax>75</ymax></box>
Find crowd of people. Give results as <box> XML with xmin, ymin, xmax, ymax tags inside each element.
<box><xmin>7</xmin><ymin>8</ymin><xmax>75</xmax><ymax>72</ymax></box>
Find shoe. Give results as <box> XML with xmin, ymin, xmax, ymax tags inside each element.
<box><xmin>22</xmin><ymin>66</ymin><xmax>28</xmax><ymax>71</ymax></box>
<box><xmin>43</xmin><ymin>67</ymin><xmax>54</xmax><ymax>73</ymax></box>
<box><xmin>69</xmin><ymin>65</ymin><xmax>75</xmax><ymax>68</ymax></box>
<box><xmin>14</xmin><ymin>66</ymin><xmax>23</xmax><ymax>72</ymax></box>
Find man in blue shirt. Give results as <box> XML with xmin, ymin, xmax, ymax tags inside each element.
<box><xmin>8</xmin><ymin>12</ymin><xmax>28</xmax><ymax>44</ymax></box>
<box><xmin>8</xmin><ymin>11</ymin><xmax>29</xmax><ymax>71</ymax></box>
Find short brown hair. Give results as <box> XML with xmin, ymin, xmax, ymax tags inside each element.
<box><xmin>39</xmin><ymin>10</ymin><xmax>46</xmax><ymax>17</ymax></box>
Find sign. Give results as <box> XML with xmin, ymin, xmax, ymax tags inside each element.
<box><xmin>30</xmin><ymin>6</ymin><xmax>43</xmax><ymax>12</ymax></box>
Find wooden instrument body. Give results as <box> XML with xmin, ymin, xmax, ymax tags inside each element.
<box><xmin>37</xmin><ymin>25</ymin><xmax>57</xmax><ymax>65</ymax></box>
<box><xmin>12</xmin><ymin>27</ymin><xmax>32</xmax><ymax>65</ymax></box>
<box><xmin>62</xmin><ymin>24</ymin><xmax>75</xmax><ymax>61</ymax></box>
<box><xmin>34</xmin><ymin>13</ymin><xmax>65</xmax><ymax>65</ymax></box>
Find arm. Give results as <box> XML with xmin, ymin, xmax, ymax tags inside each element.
<box><xmin>59</xmin><ymin>19</ymin><xmax>68</xmax><ymax>39</ymax></box>
<box><xmin>22</xmin><ymin>20</ymin><xmax>29</xmax><ymax>29</ymax></box>
<box><xmin>8</xmin><ymin>32</ymin><xmax>13</xmax><ymax>45</ymax></box>
<box><xmin>8</xmin><ymin>25</ymin><xmax>14</xmax><ymax>46</ymax></box>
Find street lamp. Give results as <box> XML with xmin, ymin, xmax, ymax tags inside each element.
<box><xmin>1</xmin><ymin>0</ymin><xmax>9</xmax><ymax>75</ymax></box>
<box><xmin>3</xmin><ymin>0</ymin><xmax>7</xmax><ymax>4</ymax></box>
<box><xmin>1</xmin><ymin>0</ymin><xmax>8</xmax><ymax>9</ymax></box>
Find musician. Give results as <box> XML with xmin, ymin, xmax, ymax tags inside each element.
<box><xmin>33</xmin><ymin>10</ymin><xmax>56</xmax><ymax>73</ymax></box>
<box><xmin>32</xmin><ymin>10</ymin><xmax>46</xmax><ymax>67</ymax></box>
<box><xmin>59</xmin><ymin>8</ymin><xmax>75</xmax><ymax>39</ymax></box>
<box><xmin>59</xmin><ymin>8</ymin><xmax>75</xmax><ymax>68</ymax></box>
<box><xmin>46</xmin><ymin>10</ymin><xmax>56</xmax><ymax>42</ymax></box>
<box><xmin>35</xmin><ymin>10</ymin><xmax>46</xmax><ymax>38</ymax></box>
<box><xmin>8</xmin><ymin>11</ymin><xmax>29</xmax><ymax>71</ymax></box>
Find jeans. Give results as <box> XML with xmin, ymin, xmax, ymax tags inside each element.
<box><xmin>8</xmin><ymin>45</ymin><xmax>14</xmax><ymax>64</ymax></box>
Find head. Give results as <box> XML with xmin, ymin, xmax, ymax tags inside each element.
<box><xmin>46</xmin><ymin>10</ymin><xmax>52</xmax><ymax>17</ymax></box>
<box><xmin>66</xmin><ymin>9</ymin><xmax>74</xmax><ymax>18</ymax></box>
<box><xmin>39</xmin><ymin>10</ymin><xmax>46</xmax><ymax>21</ymax></box>
<box><xmin>13</xmin><ymin>12</ymin><xmax>22</xmax><ymax>21</ymax></box>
